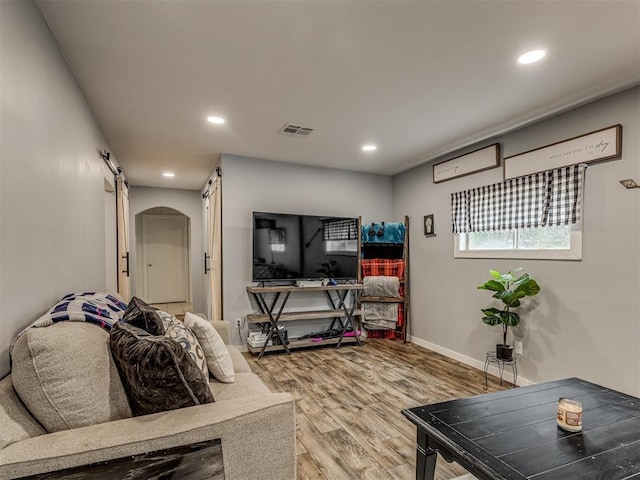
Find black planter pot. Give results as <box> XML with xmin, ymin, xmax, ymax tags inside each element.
<box><xmin>496</xmin><ymin>344</ymin><xmax>514</xmax><ymax>361</ymax></box>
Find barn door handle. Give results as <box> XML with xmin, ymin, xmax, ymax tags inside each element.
<box><xmin>204</xmin><ymin>253</ymin><xmax>211</xmax><ymax>274</ymax></box>
<box><xmin>122</xmin><ymin>252</ymin><xmax>130</xmax><ymax>277</ymax></box>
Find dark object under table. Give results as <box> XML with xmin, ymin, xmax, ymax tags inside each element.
<box><xmin>19</xmin><ymin>439</ymin><xmax>224</xmax><ymax>479</ymax></box>
<box><xmin>402</xmin><ymin>377</ymin><xmax>640</xmax><ymax>480</ymax></box>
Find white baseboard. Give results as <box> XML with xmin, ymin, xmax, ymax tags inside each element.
<box><xmin>409</xmin><ymin>336</ymin><xmax>534</xmax><ymax>387</ymax></box>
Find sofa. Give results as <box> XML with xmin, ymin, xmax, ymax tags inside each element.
<box><xmin>0</xmin><ymin>313</ymin><xmax>296</xmax><ymax>480</ymax></box>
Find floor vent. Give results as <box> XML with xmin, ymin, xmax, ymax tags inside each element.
<box><xmin>277</xmin><ymin>123</ymin><xmax>314</xmax><ymax>138</ymax></box>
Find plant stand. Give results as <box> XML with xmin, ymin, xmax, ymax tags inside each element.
<box><xmin>484</xmin><ymin>351</ymin><xmax>517</xmax><ymax>389</ymax></box>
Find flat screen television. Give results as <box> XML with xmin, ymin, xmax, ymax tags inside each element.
<box><xmin>252</xmin><ymin>212</ymin><xmax>359</xmax><ymax>282</ymax></box>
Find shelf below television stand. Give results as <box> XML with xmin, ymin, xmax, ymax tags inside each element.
<box><xmin>245</xmin><ymin>284</ymin><xmax>365</xmax><ymax>359</ymax></box>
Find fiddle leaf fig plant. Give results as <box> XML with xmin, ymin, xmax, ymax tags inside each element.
<box><xmin>477</xmin><ymin>268</ymin><xmax>540</xmax><ymax>347</ymax></box>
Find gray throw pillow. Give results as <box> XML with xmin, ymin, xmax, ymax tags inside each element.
<box><xmin>122</xmin><ymin>296</ymin><xmax>165</xmax><ymax>335</ymax></box>
<box><xmin>109</xmin><ymin>322</ymin><xmax>214</xmax><ymax>416</ymax></box>
<box><xmin>11</xmin><ymin>322</ymin><xmax>132</xmax><ymax>432</ymax></box>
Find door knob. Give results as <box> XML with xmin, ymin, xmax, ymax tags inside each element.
<box><xmin>148</xmin><ymin>264</ymin><xmax>153</xmax><ymax>267</ymax></box>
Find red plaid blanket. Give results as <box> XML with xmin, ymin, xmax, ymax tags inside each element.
<box><xmin>361</xmin><ymin>259</ymin><xmax>405</xmax><ymax>340</ymax></box>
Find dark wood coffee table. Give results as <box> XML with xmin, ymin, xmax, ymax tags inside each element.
<box><xmin>402</xmin><ymin>377</ymin><xmax>640</xmax><ymax>480</ymax></box>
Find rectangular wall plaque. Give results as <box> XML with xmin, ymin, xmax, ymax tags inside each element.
<box><xmin>433</xmin><ymin>144</ymin><xmax>500</xmax><ymax>184</ymax></box>
<box><xmin>504</xmin><ymin>124</ymin><xmax>622</xmax><ymax>180</ymax></box>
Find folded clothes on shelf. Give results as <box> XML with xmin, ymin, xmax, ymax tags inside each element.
<box><xmin>247</xmin><ymin>338</ymin><xmax>273</xmax><ymax>348</ymax></box>
<box><xmin>361</xmin><ymin>222</ymin><xmax>405</xmax><ymax>244</ymax></box>
<box><xmin>247</xmin><ymin>331</ymin><xmax>271</xmax><ymax>347</ymax></box>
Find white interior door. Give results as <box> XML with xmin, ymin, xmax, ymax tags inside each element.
<box><xmin>143</xmin><ymin>214</ymin><xmax>189</xmax><ymax>304</ymax></box>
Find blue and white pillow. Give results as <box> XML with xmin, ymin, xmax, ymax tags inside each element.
<box><xmin>11</xmin><ymin>291</ymin><xmax>128</xmax><ymax>353</ymax></box>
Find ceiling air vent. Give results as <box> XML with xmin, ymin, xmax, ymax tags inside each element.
<box><xmin>277</xmin><ymin>123</ymin><xmax>314</xmax><ymax>138</ymax></box>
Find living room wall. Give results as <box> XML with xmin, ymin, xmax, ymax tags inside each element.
<box><xmin>220</xmin><ymin>154</ymin><xmax>394</xmax><ymax>345</ymax></box>
<box><xmin>0</xmin><ymin>1</ymin><xmax>117</xmax><ymax>377</ymax></box>
<box><xmin>394</xmin><ymin>86</ymin><xmax>640</xmax><ymax>396</ymax></box>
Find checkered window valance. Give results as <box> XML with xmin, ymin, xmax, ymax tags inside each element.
<box><xmin>451</xmin><ymin>164</ymin><xmax>586</xmax><ymax>234</ymax></box>
<box><xmin>322</xmin><ymin>218</ymin><xmax>358</xmax><ymax>241</ymax></box>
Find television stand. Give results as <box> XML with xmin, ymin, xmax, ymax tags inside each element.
<box><xmin>245</xmin><ymin>284</ymin><xmax>365</xmax><ymax>359</ymax></box>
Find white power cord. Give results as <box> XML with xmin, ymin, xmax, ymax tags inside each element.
<box><xmin>236</xmin><ymin>316</ymin><xmax>246</xmax><ymax>347</ymax></box>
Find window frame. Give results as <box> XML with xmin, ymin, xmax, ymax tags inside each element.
<box><xmin>325</xmin><ymin>239</ymin><xmax>358</xmax><ymax>254</ymax></box>
<box><xmin>454</xmin><ymin>229</ymin><xmax>582</xmax><ymax>260</ymax></box>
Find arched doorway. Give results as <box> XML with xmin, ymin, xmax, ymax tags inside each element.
<box><xmin>135</xmin><ymin>207</ymin><xmax>191</xmax><ymax>308</ymax></box>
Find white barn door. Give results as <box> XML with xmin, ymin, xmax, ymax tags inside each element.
<box><xmin>116</xmin><ymin>177</ymin><xmax>131</xmax><ymax>301</ymax></box>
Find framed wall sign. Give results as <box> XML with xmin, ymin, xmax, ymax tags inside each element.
<box><xmin>424</xmin><ymin>214</ymin><xmax>436</xmax><ymax>237</ymax></box>
<box><xmin>433</xmin><ymin>143</ymin><xmax>500</xmax><ymax>184</ymax></box>
<box><xmin>504</xmin><ymin>124</ymin><xmax>622</xmax><ymax>180</ymax></box>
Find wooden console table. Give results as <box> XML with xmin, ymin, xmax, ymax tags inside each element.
<box><xmin>246</xmin><ymin>284</ymin><xmax>364</xmax><ymax>359</ymax></box>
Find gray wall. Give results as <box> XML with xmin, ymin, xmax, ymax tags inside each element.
<box><xmin>0</xmin><ymin>1</ymin><xmax>117</xmax><ymax>377</ymax></box>
<box><xmin>394</xmin><ymin>86</ymin><xmax>640</xmax><ymax>396</ymax></box>
<box><xmin>129</xmin><ymin>186</ymin><xmax>205</xmax><ymax>315</ymax></box>
<box><xmin>220</xmin><ymin>155</ymin><xmax>394</xmax><ymax>345</ymax></box>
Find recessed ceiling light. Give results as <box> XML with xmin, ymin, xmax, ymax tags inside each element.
<box><xmin>362</xmin><ymin>144</ymin><xmax>377</xmax><ymax>152</ymax></box>
<box><xmin>163</xmin><ymin>172</ymin><xmax>175</xmax><ymax>178</ymax></box>
<box><xmin>207</xmin><ymin>116</ymin><xmax>226</xmax><ymax>124</ymax></box>
<box><xmin>518</xmin><ymin>49</ymin><xmax>546</xmax><ymax>65</ymax></box>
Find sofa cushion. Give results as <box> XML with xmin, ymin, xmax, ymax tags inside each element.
<box><xmin>11</xmin><ymin>322</ymin><xmax>132</xmax><ymax>433</ymax></box>
<box><xmin>226</xmin><ymin>345</ymin><xmax>252</xmax><ymax>374</ymax></box>
<box><xmin>0</xmin><ymin>376</ymin><xmax>47</xmax><ymax>450</ymax></box>
<box><xmin>209</xmin><ymin>318</ymin><xmax>231</xmax><ymax>345</ymax></box>
<box><xmin>110</xmin><ymin>322</ymin><xmax>214</xmax><ymax>416</ymax></box>
<box><xmin>122</xmin><ymin>296</ymin><xmax>164</xmax><ymax>336</ymax></box>
<box><xmin>159</xmin><ymin>311</ymin><xmax>208</xmax><ymax>378</ymax></box>
<box><xmin>184</xmin><ymin>312</ymin><xmax>235</xmax><ymax>383</ymax></box>
<box><xmin>209</xmin><ymin>372</ymin><xmax>271</xmax><ymax>401</ymax></box>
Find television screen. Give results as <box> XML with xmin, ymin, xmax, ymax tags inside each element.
<box><xmin>252</xmin><ymin>212</ymin><xmax>359</xmax><ymax>282</ymax></box>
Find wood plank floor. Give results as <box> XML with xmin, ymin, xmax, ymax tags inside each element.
<box><xmin>245</xmin><ymin>339</ymin><xmax>511</xmax><ymax>480</ymax></box>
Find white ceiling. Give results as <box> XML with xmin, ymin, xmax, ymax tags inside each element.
<box><xmin>37</xmin><ymin>1</ymin><xmax>640</xmax><ymax>190</ymax></box>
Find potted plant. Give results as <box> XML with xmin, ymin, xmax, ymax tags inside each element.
<box><xmin>477</xmin><ymin>268</ymin><xmax>540</xmax><ymax>360</ymax></box>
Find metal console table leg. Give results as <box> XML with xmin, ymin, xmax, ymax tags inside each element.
<box><xmin>325</xmin><ymin>288</ymin><xmax>363</xmax><ymax>347</ymax></box>
<box><xmin>252</xmin><ymin>291</ymin><xmax>291</xmax><ymax>359</ymax></box>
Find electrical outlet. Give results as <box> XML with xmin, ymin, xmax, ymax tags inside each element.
<box><xmin>514</xmin><ymin>341</ymin><xmax>523</xmax><ymax>355</ymax></box>
<box><xmin>235</xmin><ymin>318</ymin><xmax>241</xmax><ymax>328</ymax></box>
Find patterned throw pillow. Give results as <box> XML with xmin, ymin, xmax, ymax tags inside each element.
<box><xmin>109</xmin><ymin>322</ymin><xmax>214</xmax><ymax>416</ymax></box>
<box><xmin>158</xmin><ymin>311</ymin><xmax>208</xmax><ymax>378</ymax></box>
<box><xmin>122</xmin><ymin>297</ymin><xmax>165</xmax><ymax>336</ymax></box>
<box><xmin>10</xmin><ymin>291</ymin><xmax>129</xmax><ymax>354</ymax></box>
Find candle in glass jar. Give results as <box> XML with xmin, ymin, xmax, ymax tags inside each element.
<box><xmin>557</xmin><ymin>398</ymin><xmax>583</xmax><ymax>432</ymax></box>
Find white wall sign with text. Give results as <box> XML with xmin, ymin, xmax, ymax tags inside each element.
<box><xmin>504</xmin><ymin>125</ymin><xmax>622</xmax><ymax>180</ymax></box>
<box><xmin>433</xmin><ymin>144</ymin><xmax>500</xmax><ymax>184</ymax></box>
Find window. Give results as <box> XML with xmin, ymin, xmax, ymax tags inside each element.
<box><xmin>323</xmin><ymin>218</ymin><xmax>358</xmax><ymax>253</ymax></box>
<box><xmin>452</xmin><ymin>164</ymin><xmax>585</xmax><ymax>260</ymax></box>
<box><xmin>269</xmin><ymin>228</ymin><xmax>285</xmax><ymax>252</ymax></box>
<box><xmin>455</xmin><ymin>225</ymin><xmax>581</xmax><ymax>260</ymax></box>
<box><xmin>325</xmin><ymin>239</ymin><xmax>358</xmax><ymax>253</ymax></box>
